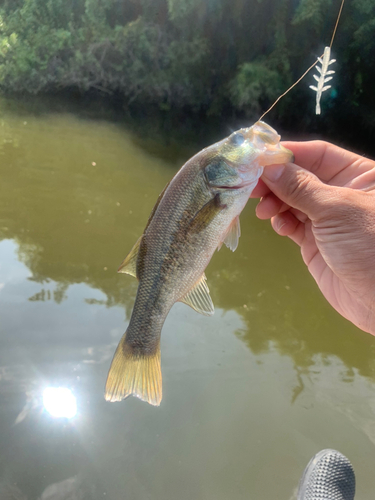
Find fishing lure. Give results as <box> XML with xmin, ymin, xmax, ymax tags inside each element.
<box><xmin>309</xmin><ymin>46</ymin><xmax>336</xmax><ymax>115</ymax></box>
<box><xmin>259</xmin><ymin>0</ymin><xmax>345</xmax><ymax>120</ymax></box>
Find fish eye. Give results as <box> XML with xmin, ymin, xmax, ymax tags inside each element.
<box><xmin>230</xmin><ymin>133</ymin><xmax>245</xmax><ymax>146</ymax></box>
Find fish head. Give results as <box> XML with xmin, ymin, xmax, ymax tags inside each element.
<box><xmin>203</xmin><ymin>121</ymin><xmax>293</xmax><ymax>193</ymax></box>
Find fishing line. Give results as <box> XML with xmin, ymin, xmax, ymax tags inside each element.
<box><xmin>259</xmin><ymin>58</ymin><xmax>321</xmax><ymax>121</ymax></box>
<box><xmin>330</xmin><ymin>0</ymin><xmax>345</xmax><ymax>48</ymax></box>
<box><xmin>259</xmin><ymin>0</ymin><xmax>345</xmax><ymax>121</ymax></box>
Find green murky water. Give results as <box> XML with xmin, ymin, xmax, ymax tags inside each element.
<box><xmin>0</xmin><ymin>95</ymin><xmax>375</xmax><ymax>500</ymax></box>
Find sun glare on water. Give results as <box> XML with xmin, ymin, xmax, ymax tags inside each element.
<box><xmin>43</xmin><ymin>387</ymin><xmax>77</xmax><ymax>418</ymax></box>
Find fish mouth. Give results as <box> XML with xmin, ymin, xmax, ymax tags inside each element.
<box><xmin>229</xmin><ymin>122</ymin><xmax>294</xmax><ymax>167</ymax></box>
<box><xmin>262</xmin><ymin>143</ymin><xmax>294</xmax><ymax>165</ymax></box>
<box><xmin>215</xmin><ymin>179</ymin><xmax>258</xmax><ymax>191</ymax></box>
<box><xmin>216</xmin><ymin>185</ymin><xmax>244</xmax><ymax>190</ymax></box>
<box><xmin>217</xmin><ymin>121</ymin><xmax>293</xmax><ymax>190</ymax></box>
<box><xmin>283</xmin><ymin>145</ymin><xmax>295</xmax><ymax>164</ymax></box>
<box><xmin>240</xmin><ymin>121</ymin><xmax>282</xmax><ymax>146</ymax></box>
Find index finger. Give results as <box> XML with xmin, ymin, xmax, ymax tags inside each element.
<box><xmin>282</xmin><ymin>140</ymin><xmax>375</xmax><ymax>186</ymax></box>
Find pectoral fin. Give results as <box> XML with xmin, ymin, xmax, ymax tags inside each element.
<box><xmin>189</xmin><ymin>194</ymin><xmax>225</xmax><ymax>233</ymax></box>
<box><xmin>117</xmin><ymin>236</ymin><xmax>142</xmax><ymax>277</ymax></box>
<box><xmin>180</xmin><ymin>273</ymin><xmax>214</xmax><ymax>316</ymax></box>
<box><xmin>218</xmin><ymin>216</ymin><xmax>241</xmax><ymax>252</ymax></box>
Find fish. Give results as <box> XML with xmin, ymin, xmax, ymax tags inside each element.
<box><xmin>105</xmin><ymin>120</ymin><xmax>293</xmax><ymax>406</ymax></box>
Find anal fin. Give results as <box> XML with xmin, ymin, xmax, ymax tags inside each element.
<box><xmin>179</xmin><ymin>273</ymin><xmax>214</xmax><ymax>316</ymax></box>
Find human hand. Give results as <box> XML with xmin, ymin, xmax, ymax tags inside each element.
<box><xmin>251</xmin><ymin>140</ymin><xmax>375</xmax><ymax>335</ymax></box>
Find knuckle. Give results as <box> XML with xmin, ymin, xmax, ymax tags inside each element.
<box><xmin>286</xmin><ymin>169</ymin><xmax>315</xmax><ymax>203</ymax></box>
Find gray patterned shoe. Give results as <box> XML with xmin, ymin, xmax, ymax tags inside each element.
<box><xmin>297</xmin><ymin>449</ymin><xmax>355</xmax><ymax>500</ymax></box>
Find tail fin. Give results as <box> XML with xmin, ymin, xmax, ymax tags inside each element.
<box><xmin>105</xmin><ymin>332</ymin><xmax>162</xmax><ymax>406</ymax></box>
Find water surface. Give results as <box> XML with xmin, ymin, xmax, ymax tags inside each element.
<box><xmin>0</xmin><ymin>96</ymin><xmax>375</xmax><ymax>500</ymax></box>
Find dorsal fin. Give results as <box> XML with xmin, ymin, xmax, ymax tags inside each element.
<box><xmin>219</xmin><ymin>216</ymin><xmax>241</xmax><ymax>252</ymax></box>
<box><xmin>117</xmin><ymin>181</ymin><xmax>171</xmax><ymax>278</ymax></box>
<box><xmin>179</xmin><ymin>273</ymin><xmax>214</xmax><ymax>316</ymax></box>
<box><xmin>118</xmin><ymin>236</ymin><xmax>142</xmax><ymax>277</ymax></box>
<box><xmin>144</xmin><ymin>180</ymin><xmax>171</xmax><ymax>232</ymax></box>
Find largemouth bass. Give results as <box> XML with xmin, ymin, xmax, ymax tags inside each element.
<box><xmin>105</xmin><ymin>121</ymin><xmax>293</xmax><ymax>406</ymax></box>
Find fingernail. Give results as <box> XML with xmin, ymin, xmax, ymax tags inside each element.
<box><xmin>275</xmin><ymin>216</ymin><xmax>287</xmax><ymax>233</ymax></box>
<box><xmin>263</xmin><ymin>164</ymin><xmax>285</xmax><ymax>182</ymax></box>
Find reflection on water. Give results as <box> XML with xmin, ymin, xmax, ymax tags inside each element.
<box><xmin>0</xmin><ymin>95</ymin><xmax>375</xmax><ymax>499</ymax></box>
<box><xmin>43</xmin><ymin>388</ymin><xmax>77</xmax><ymax>419</ymax></box>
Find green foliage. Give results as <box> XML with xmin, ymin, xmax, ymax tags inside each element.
<box><xmin>292</xmin><ymin>0</ymin><xmax>332</xmax><ymax>31</ymax></box>
<box><xmin>352</xmin><ymin>0</ymin><xmax>375</xmax><ymax>57</ymax></box>
<box><xmin>0</xmin><ymin>0</ymin><xmax>211</xmax><ymax>107</ymax></box>
<box><xmin>167</xmin><ymin>0</ymin><xmax>200</xmax><ymax>21</ymax></box>
<box><xmin>0</xmin><ymin>0</ymin><xmax>373</xmax><ymax>133</ymax></box>
<box><xmin>229</xmin><ymin>61</ymin><xmax>284</xmax><ymax>116</ymax></box>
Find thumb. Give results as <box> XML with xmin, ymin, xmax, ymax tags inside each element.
<box><xmin>261</xmin><ymin>162</ymin><xmax>338</xmax><ymax>220</ymax></box>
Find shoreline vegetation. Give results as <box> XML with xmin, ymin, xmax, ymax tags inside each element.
<box><xmin>0</xmin><ymin>0</ymin><xmax>374</xmax><ymax>150</ymax></box>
